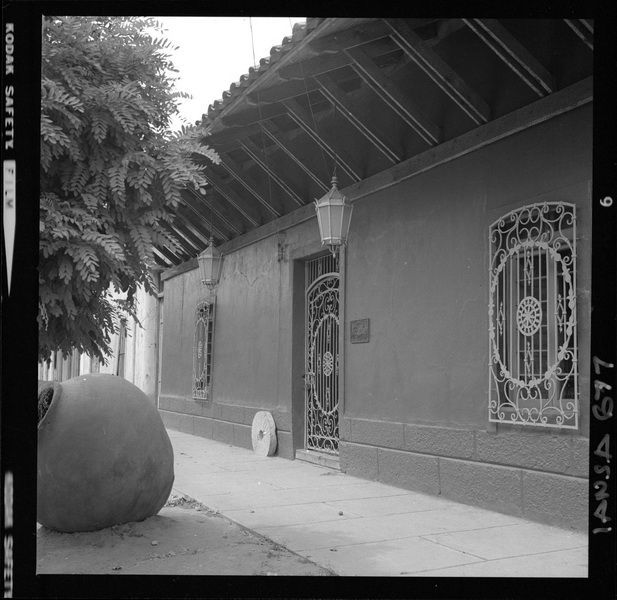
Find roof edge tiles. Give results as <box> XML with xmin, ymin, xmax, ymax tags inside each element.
<box><xmin>198</xmin><ymin>18</ymin><xmax>325</xmax><ymax>128</ymax></box>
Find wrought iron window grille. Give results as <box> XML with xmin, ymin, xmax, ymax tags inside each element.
<box><xmin>192</xmin><ymin>299</ymin><xmax>215</xmax><ymax>401</ymax></box>
<box><xmin>488</xmin><ymin>202</ymin><xmax>579</xmax><ymax>429</ymax></box>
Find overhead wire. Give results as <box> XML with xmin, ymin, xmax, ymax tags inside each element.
<box><xmin>290</xmin><ymin>16</ymin><xmax>334</xmax><ymax>182</ymax></box>
<box><xmin>249</xmin><ymin>17</ymin><xmax>274</xmax><ymax>213</ymax></box>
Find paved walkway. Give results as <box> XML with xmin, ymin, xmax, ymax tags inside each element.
<box><xmin>167</xmin><ymin>428</ymin><xmax>588</xmax><ymax>577</ymax></box>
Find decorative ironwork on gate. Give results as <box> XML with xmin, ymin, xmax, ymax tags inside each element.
<box><xmin>306</xmin><ymin>255</ymin><xmax>340</xmax><ymax>453</ymax></box>
<box><xmin>193</xmin><ymin>300</ymin><xmax>214</xmax><ymax>400</ymax></box>
<box><xmin>488</xmin><ymin>202</ymin><xmax>578</xmax><ymax>429</ymax></box>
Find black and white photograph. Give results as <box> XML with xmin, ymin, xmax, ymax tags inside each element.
<box><xmin>2</xmin><ymin>5</ymin><xmax>616</xmax><ymax>599</ymax></box>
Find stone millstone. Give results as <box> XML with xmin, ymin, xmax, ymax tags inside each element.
<box><xmin>37</xmin><ymin>374</ymin><xmax>174</xmax><ymax>532</ymax></box>
<box><xmin>251</xmin><ymin>411</ymin><xmax>277</xmax><ymax>456</ymax></box>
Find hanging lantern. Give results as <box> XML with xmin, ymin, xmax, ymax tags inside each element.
<box><xmin>197</xmin><ymin>236</ymin><xmax>224</xmax><ymax>293</ymax></box>
<box><xmin>314</xmin><ymin>175</ymin><xmax>353</xmax><ymax>256</ymax></box>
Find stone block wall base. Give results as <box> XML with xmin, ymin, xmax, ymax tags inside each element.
<box><xmin>160</xmin><ymin>409</ymin><xmax>292</xmax><ymax>458</ymax></box>
<box><xmin>160</xmin><ymin>408</ymin><xmax>588</xmax><ymax>531</ymax></box>
<box><xmin>340</xmin><ymin>440</ymin><xmax>587</xmax><ymax>532</ymax></box>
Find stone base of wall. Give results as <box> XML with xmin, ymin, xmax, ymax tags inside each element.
<box><xmin>159</xmin><ymin>402</ymin><xmax>294</xmax><ymax>460</ymax></box>
<box><xmin>339</xmin><ymin>441</ymin><xmax>588</xmax><ymax>531</ymax></box>
<box><xmin>337</xmin><ymin>417</ymin><xmax>588</xmax><ymax>531</ymax></box>
<box><xmin>160</xmin><ymin>401</ymin><xmax>588</xmax><ymax>531</ymax></box>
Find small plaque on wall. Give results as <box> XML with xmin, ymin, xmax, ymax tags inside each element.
<box><xmin>350</xmin><ymin>318</ymin><xmax>370</xmax><ymax>344</ymax></box>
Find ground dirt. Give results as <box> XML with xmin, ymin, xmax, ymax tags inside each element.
<box><xmin>36</xmin><ymin>494</ymin><xmax>335</xmax><ymax>576</ymax></box>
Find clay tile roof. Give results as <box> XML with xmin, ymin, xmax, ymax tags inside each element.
<box><xmin>198</xmin><ymin>18</ymin><xmax>323</xmax><ymax>127</ymax></box>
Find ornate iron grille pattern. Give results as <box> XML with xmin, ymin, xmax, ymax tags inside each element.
<box><xmin>306</xmin><ymin>254</ymin><xmax>340</xmax><ymax>454</ymax></box>
<box><xmin>193</xmin><ymin>300</ymin><xmax>214</xmax><ymax>400</ymax></box>
<box><xmin>488</xmin><ymin>202</ymin><xmax>578</xmax><ymax>428</ymax></box>
<box><xmin>306</xmin><ymin>253</ymin><xmax>338</xmax><ymax>286</ymax></box>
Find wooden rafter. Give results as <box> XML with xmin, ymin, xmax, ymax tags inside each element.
<box><xmin>166</xmin><ymin>221</ymin><xmax>202</xmax><ymax>255</ymax></box>
<box><xmin>177</xmin><ymin>199</ymin><xmax>232</xmax><ymax>241</ymax></box>
<box><xmin>216</xmin><ymin>92</ymin><xmax>395</xmax><ymax>174</ymax></box>
<box><xmin>564</xmin><ymin>19</ymin><xmax>593</xmax><ymax>51</ymax></box>
<box><xmin>166</xmin><ymin>210</ymin><xmax>216</xmax><ymax>254</ymax></box>
<box><xmin>578</xmin><ymin>18</ymin><xmax>593</xmax><ymax>33</ymax></box>
<box><xmin>163</xmin><ymin>70</ymin><xmax>592</xmax><ymax>278</ymax></box>
<box><xmin>282</xmin><ymin>97</ymin><xmax>362</xmax><ymax>182</ymax></box>
<box><xmin>260</xmin><ymin>121</ymin><xmax>330</xmax><ymax>193</ymax></box>
<box><xmin>167</xmin><ymin>224</ymin><xmax>201</xmax><ymax>256</ymax></box>
<box><xmin>385</xmin><ymin>18</ymin><xmax>491</xmax><ymax>125</ymax></box>
<box><xmin>159</xmin><ymin>218</ymin><xmax>199</xmax><ymax>257</ymax></box>
<box><xmin>345</xmin><ymin>45</ymin><xmax>441</xmax><ymax>146</ymax></box>
<box><xmin>221</xmin><ymin>100</ymin><xmax>290</xmax><ymax>128</ymax></box>
<box><xmin>238</xmin><ymin>137</ymin><xmax>306</xmax><ymax>208</ymax></box>
<box><xmin>277</xmin><ymin>19</ymin><xmax>438</xmax><ymax>81</ymax></box>
<box><xmin>247</xmin><ymin>77</ymin><xmax>324</xmax><ymax>107</ymax></box>
<box><xmin>432</xmin><ymin>19</ymin><xmax>467</xmax><ymax>46</ymax></box>
<box><xmin>183</xmin><ymin>187</ymin><xmax>241</xmax><ymax>238</ymax></box>
<box><xmin>208</xmin><ymin>122</ymin><xmax>263</xmax><ymax>146</ymax></box>
<box><xmin>169</xmin><ymin>204</ymin><xmax>215</xmax><ymax>247</ymax></box>
<box><xmin>462</xmin><ymin>18</ymin><xmax>555</xmax><ymax>97</ymax></box>
<box><xmin>216</xmin><ymin>133</ymin><xmax>285</xmax><ymax>176</ymax></box>
<box><xmin>278</xmin><ymin>21</ymin><xmax>394</xmax><ymax>82</ymax></box>
<box><xmin>159</xmin><ymin>19</ymin><xmax>592</xmax><ymax>276</ymax></box>
<box><xmin>203</xmin><ymin>170</ymin><xmax>262</xmax><ymax>228</ymax></box>
<box><xmin>345</xmin><ymin>76</ymin><xmax>592</xmax><ymax>203</ymax></box>
<box><xmin>217</xmin><ymin>155</ymin><xmax>282</xmax><ymax>219</ymax></box>
<box><xmin>314</xmin><ymin>72</ymin><xmax>401</xmax><ymax>164</ymax></box>
<box><xmin>152</xmin><ymin>246</ymin><xmax>173</xmax><ymax>268</ymax></box>
<box><xmin>309</xmin><ymin>19</ymin><xmax>392</xmax><ymax>53</ymax></box>
<box><xmin>155</xmin><ymin>242</ymin><xmax>183</xmax><ymax>266</ymax></box>
<box><xmin>221</xmin><ymin>86</ymin><xmax>334</xmax><ymax>135</ymax></box>
<box><xmin>167</xmin><ymin>76</ymin><xmax>593</xmax><ymax>274</ymax></box>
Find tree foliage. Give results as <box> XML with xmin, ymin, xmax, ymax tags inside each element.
<box><xmin>39</xmin><ymin>16</ymin><xmax>220</xmax><ymax>364</ymax></box>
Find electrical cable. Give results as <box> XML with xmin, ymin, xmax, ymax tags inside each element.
<box><xmin>249</xmin><ymin>17</ymin><xmax>274</xmax><ymax>212</ymax></box>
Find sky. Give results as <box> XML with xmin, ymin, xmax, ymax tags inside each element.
<box><xmin>152</xmin><ymin>17</ymin><xmax>304</xmax><ymax>130</ymax></box>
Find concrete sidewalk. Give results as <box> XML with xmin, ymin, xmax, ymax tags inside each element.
<box><xmin>166</xmin><ymin>428</ymin><xmax>588</xmax><ymax>577</ymax></box>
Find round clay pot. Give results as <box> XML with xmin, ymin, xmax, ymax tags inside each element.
<box><xmin>37</xmin><ymin>374</ymin><xmax>174</xmax><ymax>532</ymax></box>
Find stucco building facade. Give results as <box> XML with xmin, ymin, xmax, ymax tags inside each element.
<box><xmin>43</xmin><ymin>18</ymin><xmax>594</xmax><ymax>532</ymax></box>
<box><xmin>157</xmin><ymin>100</ymin><xmax>591</xmax><ymax>530</ymax></box>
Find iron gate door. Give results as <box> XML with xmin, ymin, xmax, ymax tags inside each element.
<box><xmin>305</xmin><ymin>263</ymin><xmax>340</xmax><ymax>454</ymax></box>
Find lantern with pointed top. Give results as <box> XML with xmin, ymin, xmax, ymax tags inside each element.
<box><xmin>314</xmin><ymin>175</ymin><xmax>354</xmax><ymax>257</ymax></box>
<box><xmin>197</xmin><ymin>236</ymin><xmax>224</xmax><ymax>293</ymax></box>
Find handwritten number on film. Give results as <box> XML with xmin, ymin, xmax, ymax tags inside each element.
<box><xmin>592</xmin><ymin>356</ymin><xmax>613</xmax><ymax>534</ymax></box>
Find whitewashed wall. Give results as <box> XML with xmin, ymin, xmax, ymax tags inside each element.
<box><xmin>38</xmin><ymin>278</ymin><xmax>161</xmax><ymax>405</ymax></box>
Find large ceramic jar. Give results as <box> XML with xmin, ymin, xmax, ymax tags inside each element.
<box><xmin>37</xmin><ymin>374</ymin><xmax>174</xmax><ymax>532</ymax></box>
